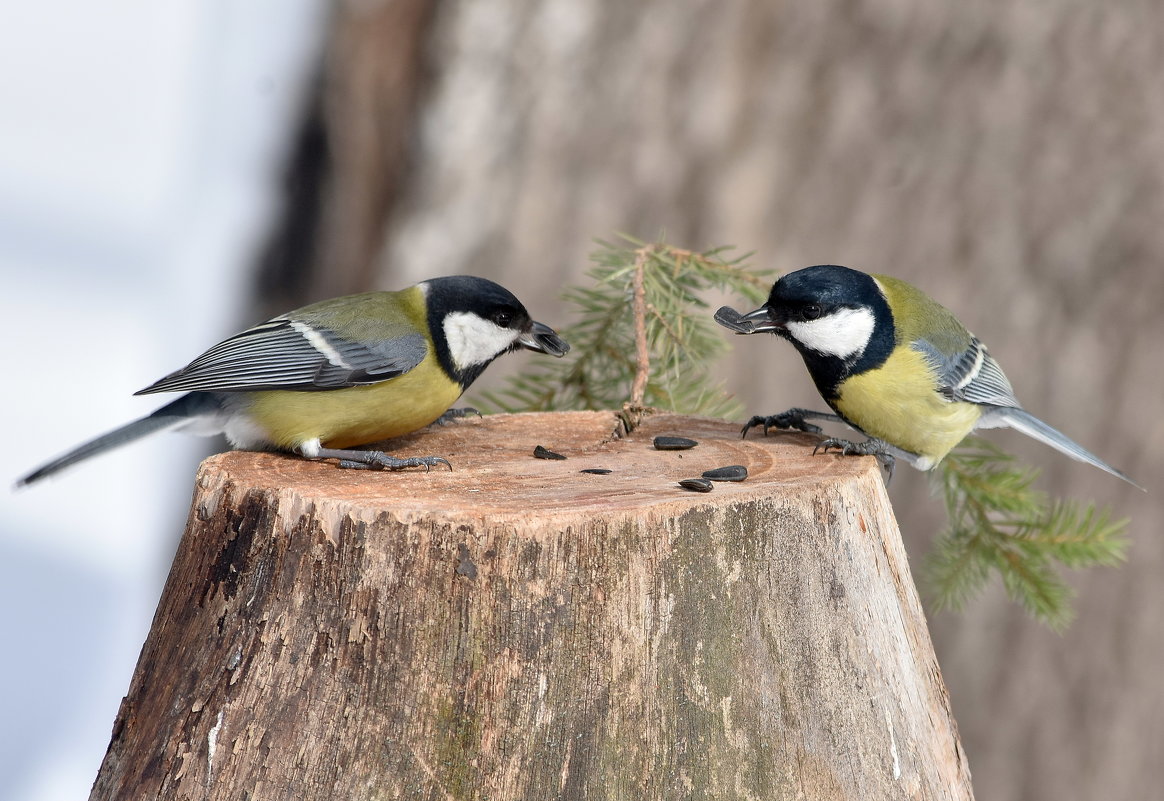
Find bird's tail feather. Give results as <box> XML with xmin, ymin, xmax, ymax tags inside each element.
<box><xmin>993</xmin><ymin>407</ymin><xmax>1142</xmax><ymax>490</ymax></box>
<box><xmin>16</xmin><ymin>393</ymin><xmax>221</xmax><ymax>488</ymax></box>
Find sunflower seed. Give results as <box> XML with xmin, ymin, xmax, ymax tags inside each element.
<box><xmin>654</xmin><ymin>436</ymin><xmax>698</xmax><ymax>451</ymax></box>
<box><xmin>702</xmin><ymin>465</ymin><xmax>748</xmax><ymax>482</ymax></box>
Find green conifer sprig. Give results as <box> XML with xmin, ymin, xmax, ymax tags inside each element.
<box><xmin>480</xmin><ymin>235</ymin><xmax>1130</xmax><ymax>628</ymax></box>
<box><xmin>479</xmin><ymin>234</ymin><xmax>770</xmax><ymax>426</ymax></box>
<box><xmin>925</xmin><ymin>437</ymin><xmax>1129</xmax><ymax>630</ymax></box>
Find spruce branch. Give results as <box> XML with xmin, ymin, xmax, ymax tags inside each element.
<box><xmin>925</xmin><ymin>436</ymin><xmax>1129</xmax><ymax>630</ymax></box>
<box><xmin>478</xmin><ymin>234</ymin><xmax>769</xmax><ymax>430</ymax></box>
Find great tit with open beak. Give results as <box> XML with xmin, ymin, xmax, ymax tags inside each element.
<box><xmin>17</xmin><ymin>275</ymin><xmax>569</xmax><ymax>486</ymax></box>
<box><xmin>715</xmin><ymin>265</ymin><xmax>1139</xmax><ymax>487</ymax></box>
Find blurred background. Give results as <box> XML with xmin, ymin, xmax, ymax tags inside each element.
<box><xmin>1</xmin><ymin>2</ymin><xmax>1161</xmax><ymax>800</ymax></box>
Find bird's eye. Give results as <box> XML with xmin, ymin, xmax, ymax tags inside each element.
<box><xmin>802</xmin><ymin>304</ymin><xmax>823</xmax><ymax>321</ymax></box>
<box><xmin>491</xmin><ymin>308</ymin><xmax>515</xmax><ymax>327</ymax></box>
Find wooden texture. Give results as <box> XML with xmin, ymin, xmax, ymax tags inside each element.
<box><xmin>90</xmin><ymin>412</ymin><xmax>971</xmax><ymax>800</ymax></box>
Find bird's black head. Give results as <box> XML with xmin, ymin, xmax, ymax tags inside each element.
<box><xmin>715</xmin><ymin>265</ymin><xmax>895</xmax><ymax>400</ymax></box>
<box><xmin>423</xmin><ymin>276</ymin><xmax>569</xmax><ymax>388</ymax></box>
<box><xmin>766</xmin><ymin>265</ymin><xmax>882</xmax><ymax>318</ymax></box>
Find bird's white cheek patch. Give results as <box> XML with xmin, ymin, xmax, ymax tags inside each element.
<box><xmin>442</xmin><ymin>312</ymin><xmax>520</xmax><ymax>371</ymax></box>
<box><xmin>786</xmin><ymin>307</ymin><xmax>876</xmax><ymax>359</ymax></box>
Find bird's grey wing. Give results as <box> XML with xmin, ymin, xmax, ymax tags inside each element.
<box><xmin>136</xmin><ymin>318</ymin><xmax>428</xmax><ymax>394</ymax></box>
<box><xmin>911</xmin><ymin>335</ymin><xmax>1021</xmax><ymax>407</ymax></box>
<box><xmin>913</xmin><ymin>334</ymin><xmax>1141</xmax><ymax>488</ymax></box>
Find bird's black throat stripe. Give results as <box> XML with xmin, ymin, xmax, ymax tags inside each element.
<box><xmin>787</xmin><ymin>283</ymin><xmax>896</xmax><ymax>403</ymax></box>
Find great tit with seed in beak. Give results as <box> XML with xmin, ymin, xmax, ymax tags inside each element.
<box><xmin>715</xmin><ymin>265</ymin><xmax>1139</xmax><ymax>487</ymax></box>
<box><xmin>18</xmin><ymin>275</ymin><xmax>569</xmax><ymax>486</ymax></box>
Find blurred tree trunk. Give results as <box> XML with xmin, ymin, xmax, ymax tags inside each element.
<box><xmin>253</xmin><ymin>3</ymin><xmax>1164</xmax><ymax>800</ymax></box>
<box><xmin>255</xmin><ymin>0</ymin><xmax>438</xmax><ymax>315</ymax></box>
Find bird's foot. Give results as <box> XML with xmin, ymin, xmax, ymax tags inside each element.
<box><xmin>435</xmin><ymin>407</ymin><xmax>481</xmax><ymax>426</ymax></box>
<box><xmin>741</xmin><ymin>408</ymin><xmax>843</xmax><ymax>438</ymax></box>
<box><xmin>311</xmin><ymin>447</ymin><xmax>452</xmax><ymax>472</ymax></box>
<box><xmin>814</xmin><ymin>438</ymin><xmax>896</xmax><ymax>482</ymax></box>
<box><xmin>336</xmin><ymin>453</ymin><xmax>452</xmax><ymax>472</ymax></box>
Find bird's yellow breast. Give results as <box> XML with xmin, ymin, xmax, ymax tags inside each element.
<box><xmin>833</xmin><ymin>345</ymin><xmax>981</xmax><ymax>466</ymax></box>
<box><xmin>242</xmin><ymin>350</ymin><xmax>464</xmax><ymax>450</ymax></box>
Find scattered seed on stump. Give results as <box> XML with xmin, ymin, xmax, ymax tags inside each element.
<box><xmin>533</xmin><ymin>445</ymin><xmax>567</xmax><ymax>460</ymax></box>
<box><xmin>654</xmin><ymin>436</ymin><xmax>698</xmax><ymax>451</ymax></box>
<box><xmin>580</xmin><ymin>468</ymin><xmax>613</xmax><ymax>475</ymax></box>
<box><xmin>702</xmin><ymin>465</ymin><xmax>748</xmax><ymax>482</ymax></box>
<box><xmin>678</xmin><ymin>477</ymin><xmax>714</xmax><ymax>493</ymax></box>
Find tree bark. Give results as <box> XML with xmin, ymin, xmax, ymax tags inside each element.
<box><xmin>90</xmin><ymin>412</ymin><xmax>972</xmax><ymax>800</ymax></box>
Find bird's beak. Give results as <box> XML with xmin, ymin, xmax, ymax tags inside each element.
<box><xmin>517</xmin><ymin>320</ymin><xmax>571</xmax><ymax>357</ymax></box>
<box><xmin>714</xmin><ymin>305</ymin><xmax>783</xmax><ymax>334</ymax></box>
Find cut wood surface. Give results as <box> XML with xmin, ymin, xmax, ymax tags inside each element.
<box><xmin>89</xmin><ymin>411</ymin><xmax>973</xmax><ymax>800</ymax></box>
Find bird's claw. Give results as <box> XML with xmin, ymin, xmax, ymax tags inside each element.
<box><xmin>337</xmin><ymin>453</ymin><xmax>452</xmax><ymax>472</ymax></box>
<box><xmin>814</xmin><ymin>438</ymin><xmax>896</xmax><ymax>482</ymax></box>
<box><xmin>435</xmin><ymin>407</ymin><xmax>481</xmax><ymax>426</ymax></box>
<box><xmin>814</xmin><ymin>437</ymin><xmax>859</xmax><ymax>457</ymax></box>
<box><xmin>337</xmin><ymin>459</ymin><xmax>372</xmax><ymax>470</ymax></box>
<box><xmin>741</xmin><ymin>411</ymin><xmax>823</xmax><ymax>438</ymax></box>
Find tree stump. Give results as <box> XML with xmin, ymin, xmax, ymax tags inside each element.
<box><xmin>89</xmin><ymin>411</ymin><xmax>973</xmax><ymax>800</ymax></box>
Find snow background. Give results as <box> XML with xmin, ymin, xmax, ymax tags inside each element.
<box><xmin>0</xmin><ymin>3</ymin><xmax>325</xmax><ymax>799</ymax></box>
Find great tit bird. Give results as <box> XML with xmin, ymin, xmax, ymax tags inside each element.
<box><xmin>17</xmin><ymin>275</ymin><xmax>569</xmax><ymax>486</ymax></box>
<box><xmin>715</xmin><ymin>265</ymin><xmax>1139</xmax><ymax>487</ymax></box>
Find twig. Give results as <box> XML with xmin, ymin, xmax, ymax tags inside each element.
<box><xmin>629</xmin><ymin>245</ymin><xmax>652</xmax><ymax>408</ymax></box>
